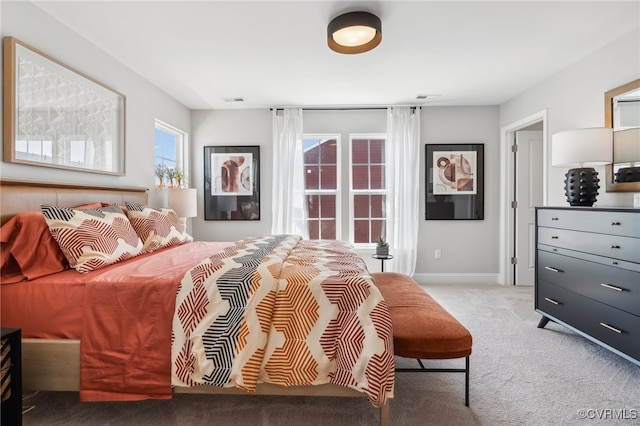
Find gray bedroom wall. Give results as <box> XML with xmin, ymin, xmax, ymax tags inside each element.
<box><xmin>5</xmin><ymin>1</ymin><xmax>635</xmax><ymax>284</ymax></box>
<box><xmin>190</xmin><ymin>109</ymin><xmax>273</xmax><ymax>243</ymax></box>
<box><xmin>500</xmin><ymin>26</ymin><xmax>640</xmax><ymax>208</ymax></box>
<box><xmin>0</xmin><ymin>1</ymin><xmax>192</xmax><ymax>208</ymax></box>
<box><xmin>191</xmin><ymin>106</ymin><xmax>501</xmax><ymax>279</ymax></box>
<box><xmin>418</xmin><ymin>106</ymin><xmax>501</xmax><ymax>282</ymax></box>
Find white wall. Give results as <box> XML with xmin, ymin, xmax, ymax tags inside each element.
<box><xmin>191</xmin><ymin>107</ymin><xmax>501</xmax><ymax>280</ymax></box>
<box><xmin>418</xmin><ymin>106</ymin><xmax>500</xmax><ymax>282</ymax></box>
<box><xmin>500</xmin><ymin>26</ymin><xmax>640</xmax><ymax>207</ymax></box>
<box><xmin>191</xmin><ymin>109</ymin><xmax>273</xmax><ymax>242</ymax></box>
<box><xmin>5</xmin><ymin>1</ymin><xmax>635</xmax><ymax>284</ymax></box>
<box><xmin>0</xmin><ymin>1</ymin><xmax>191</xmax><ymax>208</ymax></box>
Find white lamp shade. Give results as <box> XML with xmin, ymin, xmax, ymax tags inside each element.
<box><xmin>333</xmin><ymin>25</ymin><xmax>377</xmax><ymax>47</ymax></box>
<box><xmin>167</xmin><ymin>188</ymin><xmax>197</xmax><ymax>218</ymax></box>
<box><xmin>551</xmin><ymin>128</ymin><xmax>613</xmax><ymax>167</ymax></box>
<box><xmin>613</xmin><ymin>128</ymin><xmax>640</xmax><ymax>163</ymax></box>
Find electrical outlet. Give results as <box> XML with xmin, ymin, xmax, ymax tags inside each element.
<box><xmin>435</xmin><ymin>249</ymin><xmax>441</xmax><ymax>259</ymax></box>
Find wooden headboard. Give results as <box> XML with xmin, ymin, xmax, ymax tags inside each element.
<box><xmin>0</xmin><ymin>179</ymin><xmax>148</xmax><ymax>225</ymax></box>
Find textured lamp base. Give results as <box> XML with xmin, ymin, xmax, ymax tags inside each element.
<box><xmin>564</xmin><ymin>167</ymin><xmax>599</xmax><ymax>207</ymax></box>
<box><xmin>614</xmin><ymin>166</ymin><xmax>640</xmax><ymax>183</ymax></box>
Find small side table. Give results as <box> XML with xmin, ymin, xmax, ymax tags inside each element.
<box><xmin>372</xmin><ymin>254</ymin><xmax>393</xmax><ymax>272</ymax></box>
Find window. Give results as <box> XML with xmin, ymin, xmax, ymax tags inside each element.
<box><xmin>303</xmin><ymin>135</ymin><xmax>340</xmax><ymax>240</ymax></box>
<box><xmin>302</xmin><ymin>133</ymin><xmax>386</xmax><ymax>245</ymax></box>
<box><xmin>154</xmin><ymin>120</ymin><xmax>187</xmax><ymax>186</ymax></box>
<box><xmin>350</xmin><ymin>136</ymin><xmax>386</xmax><ymax>245</ymax></box>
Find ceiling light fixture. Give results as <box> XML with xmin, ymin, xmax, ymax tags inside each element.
<box><xmin>327</xmin><ymin>11</ymin><xmax>382</xmax><ymax>54</ymax></box>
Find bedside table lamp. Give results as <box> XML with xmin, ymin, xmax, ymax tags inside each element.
<box><xmin>613</xmin><ymin>128</ymin><xmax>640</xmax><ymax>183</ymax></box>
<box><xmin>551</xmin><ymin>128</ymin><xmax>613</xmax><ymax>206</ymax></box>
<box><xmin>167</xmin><ymin>188</ymin><xmax>197</xmax><ymax>225</ymax></box>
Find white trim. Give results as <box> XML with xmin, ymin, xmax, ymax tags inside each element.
<box><xmin>154</xmin><ymin>119</ymin><xmax>189</xmax><ymax>185</ymax></box>
<box><xmin>348</xmin><ymin>133</ymin><xmax>387</xmax><ymax>246</ymax></box>
<box><xmin>302</xmin><ymin>133</ymin><xmax>341</xmax><ymax>240</ymax></box>
<box><xmin>412</xmin><ymin>273</ymin><xmax>500</xmax><ymax>286</ymax></box>
<box><xmin>498</xmin><ymin>109</ymin><xmax>548</xmax><ymax>286</ymax></box>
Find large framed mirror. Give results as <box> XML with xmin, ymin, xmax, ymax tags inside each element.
<box><xmin>604</xmin><ymin>78</ymin><xmax>640</xmax><ymax>192</ymax></box>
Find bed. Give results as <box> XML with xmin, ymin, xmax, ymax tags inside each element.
<box><xmin>0</xmin><ymin>179</ymin><xmax>394</xmax><ymax>425</ymax></box>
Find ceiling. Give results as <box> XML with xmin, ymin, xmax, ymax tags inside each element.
<box><xmin>32</xmin><ymin>1</ymin><xmax>640</xmax><ymax>110</ymax></box>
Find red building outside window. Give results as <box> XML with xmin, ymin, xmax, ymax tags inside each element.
<box><xmin>351</xmin><ymin>137</ymin><xmax>386</xmax><ymax>244</ymax></box>
<box><xmin>304</xmin><ymin>137</ymin><xmax>338</xmax><ymax>239</ymax></box>
<box><xmin>302</xmin><ymin>134</ymin><xmax>386</xmax><ymax>244</ymax></box>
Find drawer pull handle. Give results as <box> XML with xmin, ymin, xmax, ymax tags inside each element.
<box><xmin>612</xmin><ymin>261</ymin><xmax>619</xmax><ymax>265</ymax></box>
<box><xmin>599</xmin><ymin>323</ymin><xmax>623</xmax><ymax>334</ymax></box>
<box><xmin>600</xmin><ymin>283</ymin><xmax>624</xmax><ymax>292</ymax></box>
<box><xmin>544</xmin><ymin>297</ymin><xmax>560</xmax><ymax>305</ymax></box>
<box><xmin>551</xmin><ymin>236</ymin><xmax>559</xmax><ymax>239</ymax></box>
<box><xmin>544</xmin><ymin>266</ymin><xmax>560</xmax><ymax>273</ymax></box>
<box><xmin>610</xmin><ymin>244</ymin><xmax>620</xmax><ymax>249</ymax></box>
<box><xmin>551</xmin><ymin>217</ymin><xmax>559</xmax><ymax>221</ymax></box>
<box><xmin>611</xmin><ymin>221</ymin><xmax>621</xmax><ymax>226</ymax></box>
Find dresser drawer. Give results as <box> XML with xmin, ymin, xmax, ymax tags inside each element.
<box><xmin>537</xmin><ymin>282</ymin><xmax>640</xmax><ymax>362</ymax></box>
<box><xmin>537</xmin><ymin>209</ymin><xmax>640</xmax><ymax>237</ymax></box>
<box><xmin>536</xmin><ymin>281</ymin><xmax>583</xmax><ymax>325</ymax></box>
<box><xmin>537</xmin><ymin>250</ymin><xmax>640</xmax><ymax>316</ymax></box>
<box><xmin>538</xmin><ymin>227</ymin><xmax>640</xmax><ymax>263</ymax></box>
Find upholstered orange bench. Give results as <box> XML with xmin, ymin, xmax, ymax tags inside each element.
<box><xmin>371</xmin><ymin>272</ymin><xmax>473</xmax><ymax>406</ymax></box>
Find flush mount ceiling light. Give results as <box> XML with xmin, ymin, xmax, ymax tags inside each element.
<box><xmin>327</xmin><ymin>11</ymin><xmax>382</xmax><ymax>54</ymax></box>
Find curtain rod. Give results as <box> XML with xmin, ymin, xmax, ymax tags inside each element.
<box><xmin>270</xmin><ymin>106</ymin><xmax>419</xmax><ymax>112</ymax></box>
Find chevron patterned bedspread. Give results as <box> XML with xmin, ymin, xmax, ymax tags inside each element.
<box><xmin>171</xmin><ymin>235</ymin><xmax>395</xmax><ymax>407</ymax></box>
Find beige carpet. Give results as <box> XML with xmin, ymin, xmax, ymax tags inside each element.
<box><xmin>21</xmin><ymin>283</ymin><xmax>640</xmax><ymax>425</ymax></box>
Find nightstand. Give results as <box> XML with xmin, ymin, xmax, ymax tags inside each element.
<box><xmin>372</xmin><ymin>254</ymin><xmax>393</xmax><ymax>272</ymax></box>
<box><xmin>1</xmin><ymin>328</ymin><xmax>22</xmax><ymax>425</ymax></box>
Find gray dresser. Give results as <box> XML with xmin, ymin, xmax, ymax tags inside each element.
<box><xmin>535</xmin><ymin>207</ymin><xmax>639</xmax><ymax>366</ymax></box>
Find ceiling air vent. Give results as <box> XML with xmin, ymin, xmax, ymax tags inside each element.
<box><xmin>223</xmin><ymin>97</ymin><xmax>246</xmax><ymax>103</ymax></box>
<box><xmin>416</xmin><ymin>94</ymin><xmax>440</xmax><ymax>101</ymax></box>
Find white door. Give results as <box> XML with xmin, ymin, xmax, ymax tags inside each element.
<box><xmin>515</xmin><ymin>130</ymin><xmax>543</xmax><ymax>286</ymax></box>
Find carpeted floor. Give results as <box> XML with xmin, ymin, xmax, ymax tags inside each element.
<box><xmin>20</xmin><ymin>283</ymin><xmax>640</xmax><ymax>425</ymax></box>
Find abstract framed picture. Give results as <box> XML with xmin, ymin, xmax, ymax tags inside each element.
<box><xmin>3</xmin><ymin>37</ymin><xmax>125</xmax><ymax>175</ymax></box>
<box><xmin>425</xmin><ymin>143</ymin><xmax>484</xmax><ymax>220</ymax></box>
<box><xmin>204</xmin><ymin>145</ymin><xmax>260</xmax><ymax>220</ymax></box>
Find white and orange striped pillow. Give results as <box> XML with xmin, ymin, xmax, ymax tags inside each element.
<box><xmin>41</xmin><ymin>204</ymin><xmax>144</xmax><ymax>273</ymax></box>
<box><xmin>125</xmin><ymin>202</ymin><xmax>193</xmax><ymax>253</ymax></box>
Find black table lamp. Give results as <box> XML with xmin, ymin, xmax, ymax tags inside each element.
<box><xmin>551</xmin><ymin>128</ymin><xmax>613</xmax><ymax>206</ymax></box>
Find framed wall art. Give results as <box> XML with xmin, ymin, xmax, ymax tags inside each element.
<box><xmin>204</xmin><ymin>145</ymin><xmax>260</xmax><ymax>220</ymax></box>
<box><xmin>3</xmin><ymin>37</ymin><xmax>125</xmax><ymax>175</ymax></box>
<box><xmin>425</xmin><ymin>143</ymin><xmax>484</xmax><ymax>220</ymax></box>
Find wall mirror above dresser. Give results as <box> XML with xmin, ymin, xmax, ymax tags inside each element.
<box><xmin>604</xmin><ymin>78</ymin><xmax>640</xmax><ymax>192</ymax></box>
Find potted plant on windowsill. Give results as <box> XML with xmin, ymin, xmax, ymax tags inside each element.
<box><xmin>155</xmin><ymin>164</ymin><xmax>167</xmax><ymax>188</ymax></box>
<box><xmin>376</xmin><ymin>237</ymin><xmax>389</xmax><ymax>256</ymax></box>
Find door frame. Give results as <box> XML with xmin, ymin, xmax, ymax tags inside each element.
<box><xmin>498</xmin><ymin>109</ymin><xmax>548</xmax><ymax>286</ymax></box>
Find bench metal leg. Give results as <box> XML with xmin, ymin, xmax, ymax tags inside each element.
<box><xmin>465</xmin><ymin>355</ymin><xmax>469</xmax><ymax>407</ymax></box>
<box><xmin>395</xmin><ymin>355</ymin><xmax>470</xmax><ymax>406</ymax></box>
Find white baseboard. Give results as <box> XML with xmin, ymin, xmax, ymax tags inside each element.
<box><xmin>412</xmin><ymin>273</ymin><xmax>499</xmax><ymax>286</ymax></box>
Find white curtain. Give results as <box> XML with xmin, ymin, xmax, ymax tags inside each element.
<box><xmin>271</xmin><ymin>108</ymin><xmax>309</xmax><ymax>238</ymax></box>
<box><xmin>386</xmin><ymin>107</ymin><xmax>421</xmax><ymax>275</ymax></box>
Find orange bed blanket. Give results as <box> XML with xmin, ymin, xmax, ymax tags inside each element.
<box><xmin>2</xmin><ymin>238</ymin><xmax>394</xmax><ymax>404</ymax></box>
<box><xmin>1</xmin><ymin>241</ymin><xmax>231</xmax><ymax>400</ymax></box>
